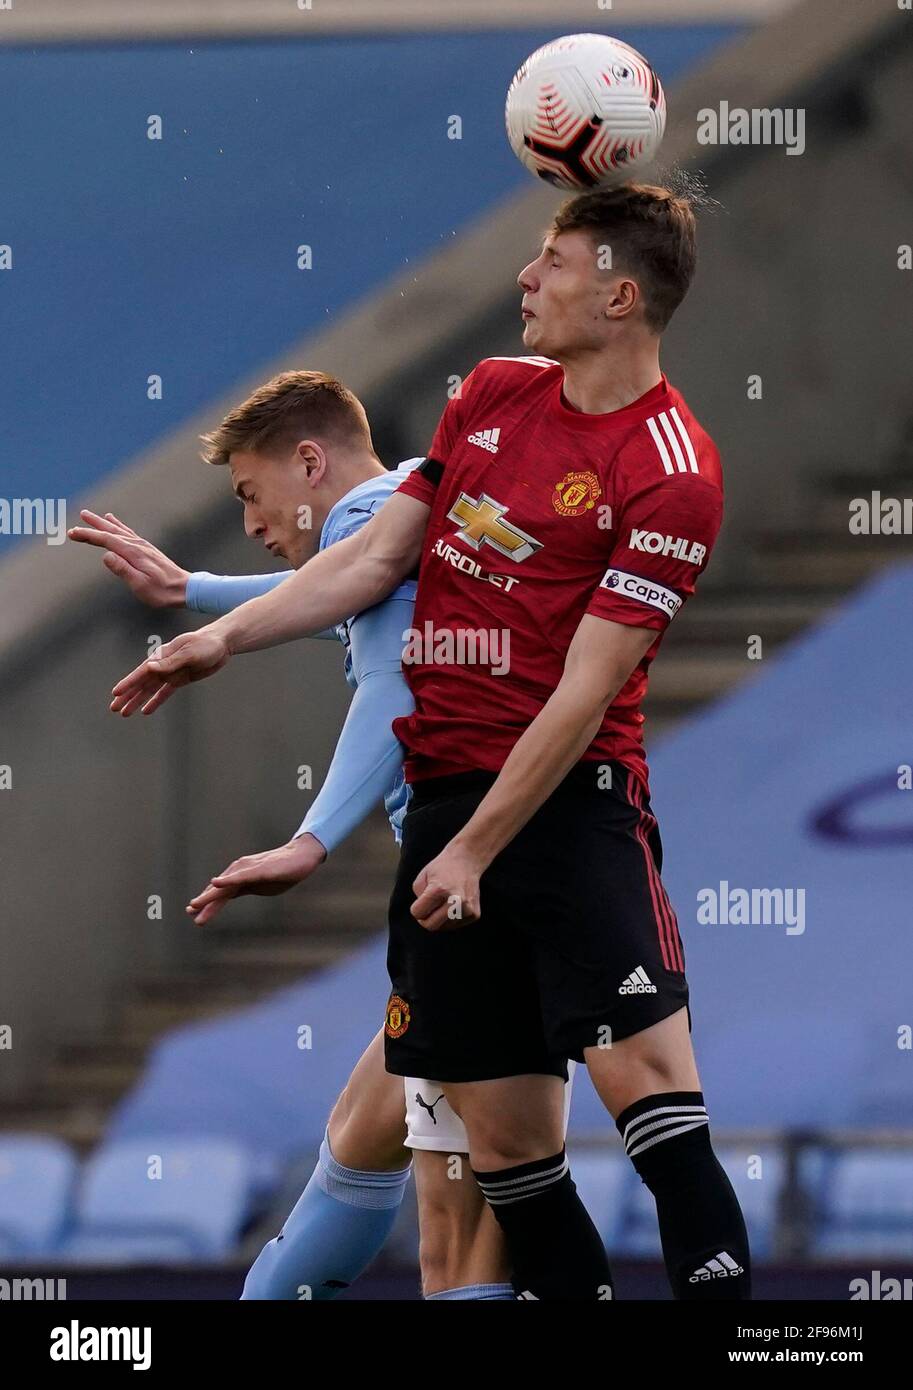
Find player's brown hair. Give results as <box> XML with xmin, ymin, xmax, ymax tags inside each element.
<box><xmin>200</xmin><ymin>370</ymin><xmax>373</xmax><ymax>466</ymax></box>
<box><xmin>552</xmin><ymin>182</ymin><xmax>697</xmax><ymax>333</ymax></box>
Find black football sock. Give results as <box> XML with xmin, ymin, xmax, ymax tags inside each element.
<box><xmin>616</xmin><ymin>1091</ymin><xmax>751</xmax><ymax>1299</ymax></box>
<box><xmin>473</xmin><ymin>1149</ymin><xmax>614</xmax><ymax>1301</ymax></box>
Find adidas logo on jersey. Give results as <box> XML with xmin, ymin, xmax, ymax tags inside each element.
<box><xmin>689</xmin><ymin>1252</ymin><xmax>745</xmax><ymax>1283</ymax></box>
<box><xmin>467</xmin><ymin>427</ymin><xmax>500</xmax><ymax>453</ymax></box>
<box><xmin>618</xmin><ymin>966</ymin><xmax>657</xmax><ymax>995</ymax></box>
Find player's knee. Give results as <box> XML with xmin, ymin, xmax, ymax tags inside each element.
<box><xmin>327</xmin><ymin>1087</ymin><xmax>409</xmax><ymax>1171</ymax></box>
<box><xmin>589</xmin><ymin>1026</ymin><xmax>699</xmax><ymax>1117</ymax></box>
<box><xmin>326</xmin><ymin>1087</ymin><xmax>361</xmax><ymax>1163</ymax></box>
<box><xmin>463</xmin><ymin>1114</ymin><xmax>557</xmax><ymax>1173</ymax></box>
<box><xmin>327</xmin><ymin>1086</ymin><xmax>352</xmax><ymax>1138</ymax></box>
<box><xmin>630</xmin><ymin>1057</ymin><xmax>682</xmax><ymax>1098</ymax></box>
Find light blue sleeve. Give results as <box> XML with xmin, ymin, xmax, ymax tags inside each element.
<box><xmin>295</xmin><ymin>597</ymin><xmax>413</xmax><ymax>854</ymax></box>
<box><xmin>186</xmin><ymin>570</ymin><xmax>337</xmax><ymax>640</ymax></box>
<box><xmin>186</xmin><ymin>570</ymin><xmax>292</xmax><ymax>615</ymax></box>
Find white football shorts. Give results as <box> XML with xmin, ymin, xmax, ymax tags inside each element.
<box><xmin>404</xmin><ymin>1063</ymin><xmax>576</xmax><ymax>1153</ymax></box>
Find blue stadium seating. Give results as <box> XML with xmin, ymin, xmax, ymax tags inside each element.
<box><xmin>57</xmin><ymin>1137</ymin><xmax>255</xmax><ymax>1264</ymax></box>
<box><xmin>715</xmin><ymin>1147</ymin><xmax>784</xmax><ymax>1261</ymax></box>
<box><xmin>570</xmin><ymin>1143</ymin><xmax>783</xmax><ymax>1260</ymax></box>
<box><xmin>0</xmin><ymin>1135</ymin><xmax>77</xmax><ymax>1256</ymax></box>
<box><xmin>565</xmin><ymin>1147</ymin><xmax>633</xmax><ymax>1250</ymax></box>
<box><xmin>807</xmin><ymin>1150</ymin><xmax>913</xmax><ymax>1259</ymax></box>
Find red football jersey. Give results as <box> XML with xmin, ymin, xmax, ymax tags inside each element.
<box><xmin>392</xmin><ymin>356</ymin><xmax>723</xmax><ymax>793</ymax></box>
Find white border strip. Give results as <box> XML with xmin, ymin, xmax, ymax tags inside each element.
<box><xmin>0</xmin><ymin>0</ymin><xmax>799</xmax><ymax>47</ymax></box>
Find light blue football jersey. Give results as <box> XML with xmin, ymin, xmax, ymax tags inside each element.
<box><xmin>317</xmin><ymin>458</ymin><xmax>422</xmax><ymax>839</ymax></box>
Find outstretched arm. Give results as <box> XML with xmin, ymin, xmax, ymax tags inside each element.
<box><xmin>186</xmin><ymin>572</ymin><xmax>338</xmax><ymax>639</ymax></box>
<box><xmin>69</xmin><ymin>511</ymin><xmax>341</xmax><ymax>636</ymax></box>
<box><xmin>68</xmin><ymin>511</ymin><xmax>192</xmax><ymax>608</ymax></box>
<box><xmin>110</xmin><ymin>489</ymin><xmax>430</xmax><ymax>716</ymax></box>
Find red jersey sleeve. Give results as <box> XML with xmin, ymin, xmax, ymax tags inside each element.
<box><xmin>587</xmin><ymin>467</ymin><xmax>723</xmax><ymax>632</ymax></box>
<box><xmin>395</xmin><ymin>366</ymin><xmax>479</xmax><ymax>507</ymax></box>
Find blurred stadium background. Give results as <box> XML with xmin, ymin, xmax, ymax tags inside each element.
<box><xmin>1</xmin><ymin>0</ymin><xmax>911</xmax><ymax>1299</ymax></box>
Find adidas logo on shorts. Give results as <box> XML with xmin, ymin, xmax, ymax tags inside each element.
<box><xmin>689</xmin><ymin>1251</ymin><xmax>745</xmax><ymax>1282</ymax></box>
<box><xmin>618</xmin><ymin>965</ymin><xmax>658</xmax><ymax>995</ymax></box>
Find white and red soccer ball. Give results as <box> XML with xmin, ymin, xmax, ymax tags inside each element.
<box><xmin>505</xmin><ymin>33</ymin><xmax>666</xmax><ymax>189</ymax></box>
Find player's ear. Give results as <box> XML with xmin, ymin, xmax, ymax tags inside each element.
<box><xmin>603</xmin><ymin>277</ymin><xmax>639</xmax><ymax>320</ymax></box>
<box><xmin>296</xmin><ymin>440</ymin><xmax>327</xmax><ymax>484</ymax></box>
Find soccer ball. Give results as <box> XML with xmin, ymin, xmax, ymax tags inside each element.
<box><xmin>505</xmin><ymin>33</ymin><xmax>666</xmax><ymax>190</ymax></box>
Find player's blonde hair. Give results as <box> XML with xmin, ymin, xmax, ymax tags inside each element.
<box><xmin>552</xmin><ymin>182</ymin><xmax>697</xmax><ymax>333</ymax></box>
<box><xmin>200</xmin><ymin>370</ymin><xmax>374</xmax><ymax>466</ymax></box>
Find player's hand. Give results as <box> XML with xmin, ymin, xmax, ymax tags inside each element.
<box><xmin>186</xmin><ymin>834</ymin><xmax>328</xmax><ymax>926</ymax></box>
<box><xmin>68</xmin><ymin>510</ymin><xmax>190</xmax><ymax>608</ymax></box>
<box><xmin>110</xmin><ymin>627</ymin><xmax>230</xmax><ymax>716</ymax></box>
<box><xmin>411</xmin><ymin>841</ymin><xmax>483</xmax><ymax>932</ymax></box>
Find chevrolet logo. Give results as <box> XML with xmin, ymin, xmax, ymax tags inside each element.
<box><xmin>447</xmin><ymin>492</ymin><xmax>543</xmax><ymax>562</ymax></box>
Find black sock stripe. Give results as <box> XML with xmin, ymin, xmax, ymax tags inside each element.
<box><xmin>623</xmin><ymin>1109</ymin><xmax>708</xmax><ymax>1148</ymax></box>
<box><xmin>621</xmin><ymin>1104</ymin><xmax>708</xmax><ymax>1149</ymax></box>
<box><xmin>616</xmin><ymin>1091</ymin><xmax>705</xmax><ymax>1133</ymax></box>
<box><xmin>623</xmin><ymin>1111</ymin><xmax>708</xmax><ymax>1145</ymax></box>
<box><xmin>626</xmin><ymin>1117</ymin><xmax>710</xmax><ymax>1159</ymax></box>
<box><xmin>472</xmin><ymin>1150</ymin><xmax>566</xmax><ymax>1184</ymax></box>
<box><xmin>476</xmin><ymin>1157</ymin><xmax>568</xmax><ymax>1191</ymax></box>
<box><xmin>474</xmin><ymin>1152</ymin><xmax>572</xmax><ymax>1205</ymax></box>
<box><xmin>482</xmin><ymin>1175</ymin><xmax>569</xmax><ymax>1205</ymax></box>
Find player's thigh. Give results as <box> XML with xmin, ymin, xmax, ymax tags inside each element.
<box><xmin>386</xmin><ymin>785</ymin><xmax>567</xmax><ymax>1084</ymax></box>
<box><xmin>441</xmin><ymin>1074</ymin><xmax>567</xmax><ymax>1170</ymax></box>
<box><xmin>513</xmin><ymin>766</ymin><xmax>691</xmax><ymax>1063</ymax></box>
<box><xmin>327</xmin><ymin>1026</ymin><xmax>410</xmax><ymax>1170</ymax></box>
<box><xmin>584</xmin><ymin>1006</ymin><xmax>700</xmax><ymax>1119</ymax></box>
<box><xmin>413</xmin><ymin>1147</ymin><xmax>486</xmax><ymax>1230</ymax></box>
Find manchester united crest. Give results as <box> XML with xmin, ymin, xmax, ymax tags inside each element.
<box><xmin>385</xmin><ymin>994</ymin><xmax>411</xmax><ymax>1039</ymax></box>
<box><xmin>552</xmin><ymin>470</ymin><xmax>601</xmax><ymax>516</ymax></box>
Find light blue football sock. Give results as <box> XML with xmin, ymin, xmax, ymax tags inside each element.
<box><xmin>425</xmin><ymin>1283</ymin><xmax>515</xmax><ymax>1300</ymax></box>
<box><xmin>241</xmin><ymin>1131</ymin><xmax>412</xmax><ymax>1300</ymax></box>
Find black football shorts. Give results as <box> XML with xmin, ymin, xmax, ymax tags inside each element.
<box><xmin>384</xmin><ymin>761</ymin><xmax>690</xmax><ymax>1083</ymax></box>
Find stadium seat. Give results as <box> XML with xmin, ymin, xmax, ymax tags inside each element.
<box><xmin>0</xmin><ymin>1135</ymin><xmax>78</xmax><ymax>1256</ymax></box>
<box><xmin>613</xmin><ymin>1161</ymin><xmax>664</xmax><ymax>1257</ymax></box>
<box><xmin>808</xmin><ymin>1150</ymin><xmax>913</xmax><ymax>1258</ymax></box>
<box><xmin>602</xmin><ymin>1144</ymin><xmax>783</xmax><ymax>1260</ymax></box>
<box><xmin>716</xmin><ymin>1146</ymin><xmax>784</xmax><ymax>1261</ymax></box>
<box><xmin>57</xmin><ymin>1137</ymin><xmax>255</xmax><ymax>1264</ymax></box>
<box><xmin>565</xmin><ymin>1146</ymin><xmax>633</xmax><ymax>1251</ymax></box>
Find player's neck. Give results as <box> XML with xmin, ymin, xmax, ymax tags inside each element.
<box><xmin>307</xmin><ymin>453</ymin><xmax>386</xmax><ymax>541</ymax></box>
<box><xmin>559</xmin><ymin>343</ymin><xmax>663</xmax><ymax>417</ymax></box>
<box><xmin>332</xmin><ymin>452</ymin><xmax>387</xmax><ymax>497</ymax></box>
